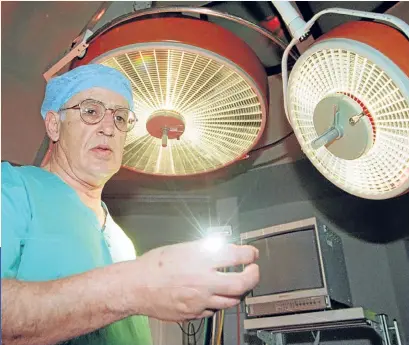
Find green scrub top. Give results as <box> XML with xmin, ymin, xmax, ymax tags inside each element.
<box><xmin>1</xmin><ymin>162</ymin><xmax>152</xmax><ymax>345</ymax></box>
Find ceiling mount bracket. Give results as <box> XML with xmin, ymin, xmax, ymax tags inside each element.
<box><xmin>43</xmin><ymin>29</ymin><xmax>93</xmax><ymax>82</ymax></box>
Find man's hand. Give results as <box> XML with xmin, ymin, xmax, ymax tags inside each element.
<box><xmin>128</xmin><ymin>239</ymin><xmax>260</xmax><ymax>321</ymax></box>
<box><xmin>1</xmin><ymin>239</ymin><xmax>258</xmax><ymax>345</ymax></box>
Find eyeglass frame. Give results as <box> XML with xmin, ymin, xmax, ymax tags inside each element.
<box><xmin>59</xmin><ymin>98</ymin><xmax>137</xmax><ymax>133</ymax></box>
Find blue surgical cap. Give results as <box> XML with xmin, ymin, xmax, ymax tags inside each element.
<box><xmin>40</xmin><ymin>64</ymin><xmax>133</xmax><ymax>119</ymax></box>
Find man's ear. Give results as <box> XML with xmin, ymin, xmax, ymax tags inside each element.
<box><xmin>45</xmin><ymin>111</ymin><xmax>62</xmax><ymax>142</ymax></box>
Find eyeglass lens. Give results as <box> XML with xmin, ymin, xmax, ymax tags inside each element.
<box><xmin>80</xmin><ymin>99</ymin><xmax>136</xmax><ymax>132</ymax></box>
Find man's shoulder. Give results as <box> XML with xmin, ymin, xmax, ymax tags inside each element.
<box><xmin>2</xmin><ymin>161</ymin><xmax>25</xmax><ymax>186</ymax></box>
<box><xmin>2</xmin><ymin>161</ymin><xmax>50</xmax><ymax>184</ymax></box>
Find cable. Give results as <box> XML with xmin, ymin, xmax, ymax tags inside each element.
<box><xmin>215</xmin><ymin>310</ymin><xmax>225</xmax><ymax>345</ymax></box>
<box><xmin>189</xmin><ymin>323</ymin><xmax>194</xmax><ymax>345</ymax></box>
<box><xmin>177</xmin><ymin>319</ymin><xmax>204</xmax><ymax>336</ymax></box>
<box><xmin>177</xmin><ymin>319</ymin><xmax>203</xmax><ymax>336</ymax></box>
<box><xmin>203</xmin><ymin>317</ymin><xmax>212</xmax><ymax>345</ymax></box>
<box><xmin>249</xmin><ymin>131</ymin><xmax>294</xmax><ymax>154</ymax></box>
<box><xmin>236</xmin><ymin>303</ymin><xmax>241</xmax><ymax>345</ymax></box>
<box><xmin>236</xmin><ymin>265</ymin><xmax>241</xmax><ymax>345</ymax></box>
<box><xmin>312</xmin><ymin>330</ymin><xmax>321</xmax><ymax>345</ymax></box>
<box><xmin>189</xmin><ymin>322</ymin><xmax>198</xmax><ymax>345</ymax></box>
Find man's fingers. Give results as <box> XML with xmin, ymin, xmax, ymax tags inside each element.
<box><xmin>216</xmin><ymin>244</ymin><xmax>259</xmax><ymax>268</ymax></box>
<box><xmin>199</xmin><ymin>310</ymin><xmax>216</xmax><ymax>319</ymax></box>
<box><xmin>207</xmin><ymin>295</ymin><xmax>241</xmax><ymax>310</ymax></box>
<box><xmin>199</xmin><ymin>242</ymin><xmax>259</xmax><ymax>269</ymax></box>
<box><xmin>211</xmin><ymin>263</ymin><xmax>260</xmax><ymax>297</ymax></box>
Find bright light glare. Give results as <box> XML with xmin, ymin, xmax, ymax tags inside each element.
<box><xmin>202</xmin><ymin>234</ymin><xmax>226</xmax><ymax>253</ymax></box>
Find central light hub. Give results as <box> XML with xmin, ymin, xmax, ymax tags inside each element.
<box><xmin>313</xmin><ymin>94</ymin><xmax>374</xmax><ymax>160</ymax></box>
<box><xmin>146</xmin><ymin>110</ymin><xmax>186</xmax><ymax>147</ymax></box>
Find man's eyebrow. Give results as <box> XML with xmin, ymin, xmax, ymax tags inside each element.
<box><xmin>91</xmin><ymin>98</ymin><xmax>129</xmax><ymax>109</ymax></box>
<box><xmin>108</xmin><ymin>104</ymin><xmax>128</xmax><ymax>110</ymax></box>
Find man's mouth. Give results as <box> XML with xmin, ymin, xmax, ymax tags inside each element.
<box><xmin>93</xmin><ymin>145</ymin><xmax>112</xmax><ymax>151</ymax></box>
<box><xmin>91</xmin><ymin>145</ymin><xmax>113</xmax><ymax>158</ymax></box>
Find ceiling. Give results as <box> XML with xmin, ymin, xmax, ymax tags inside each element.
<box><xmin>2</xmin><ymin>1</ymin><xmax>408</xmax><ymax>189</ymax></box>
<box><xmin>2</xmin><ymin>1</ymin><xmax>104</xmax><ymax>165</ymax></box>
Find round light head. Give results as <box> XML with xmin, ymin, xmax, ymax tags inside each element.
<box><xmin>287</xmin><ymin>21</ymin><xmax>409</xmax><ymax>199</ymax></box>
<box><xmin>72</xmin><ymin>17</ymin><xmax>268</xmax><ymax>176</ymax></box>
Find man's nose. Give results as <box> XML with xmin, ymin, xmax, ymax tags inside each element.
<box><xmin>99</xmin><ymin>110</ymin><xmax>116</xmax><ymax>136</ymax></box>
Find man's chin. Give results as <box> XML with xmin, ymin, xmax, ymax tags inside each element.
<box><xmin>87</xmin><ymin>162</ymin><xmax>120</xmax><ymax>183</ymax></box>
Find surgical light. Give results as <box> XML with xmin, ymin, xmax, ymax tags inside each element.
<box><xmin>274</xmin><ymin>2</ymin><xmax>409</xmax><ymax>199</ymax></box>
<box><xmin>70</xmin><ymin>16</ymin><xmax>269</xmax><ymax>177</ymax></box>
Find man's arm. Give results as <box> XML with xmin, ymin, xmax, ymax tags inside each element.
<box><xmin>1</xmin><ymin>260</ymin><xmax>142</xmax><ymax>345</ymax></box>
<box><xmin>2</xmin><ymin>239</ymin><xmax>260</xmax><ymax>345</ymax></box>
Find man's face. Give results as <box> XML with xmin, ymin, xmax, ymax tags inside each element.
<box><xmin>56</xmin><ymin>87</ymin><xmax>129</xmax><ymax>184</ymax></box>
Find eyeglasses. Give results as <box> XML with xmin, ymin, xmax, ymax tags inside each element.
<box><xmin>60</xmin><ymin>99</ymin><xmax>137</xmax><ymax>132</ymax></box>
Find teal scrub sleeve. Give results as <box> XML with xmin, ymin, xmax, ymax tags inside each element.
<box><xmin>1</xmin><ymin>162</ymin><xmax>31</xmax><ymax>279</ymax></box>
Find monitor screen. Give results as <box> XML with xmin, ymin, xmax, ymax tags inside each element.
<box><xmin>248</xmin><ymin>227</ymin><xmax>324</xmax><ymax>297</ymax></box>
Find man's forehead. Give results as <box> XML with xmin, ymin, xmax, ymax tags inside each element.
<box><xmin>68</xmin><ymin>87</ymin><xmax>129</xmax><ymax>108</ymax></box>
<box><xmin>41</xmin><ymin>64</ymin><xmax>133</xmax><ymax>119</ymax></box>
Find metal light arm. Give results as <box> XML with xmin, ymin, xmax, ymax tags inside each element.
<box><xmin>271</xmin><ymin>1</ymin><xmax>307</xmax><ymax>40</ymax></box>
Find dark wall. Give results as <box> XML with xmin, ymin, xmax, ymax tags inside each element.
<box><xmin>211</xmin><ymin>159</ymin><xmax>409</xmax><ymax>244</ymax></box>
<box><xmin>106</xmin><ymin>158</ymin><xmax>409</xmax><ymax>245</ymax></box>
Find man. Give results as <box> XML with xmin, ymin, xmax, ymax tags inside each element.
<box><xmin>1</xmin><ymin>64</ymin><xmax>260</xmax><ymax>345</ymax></box>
